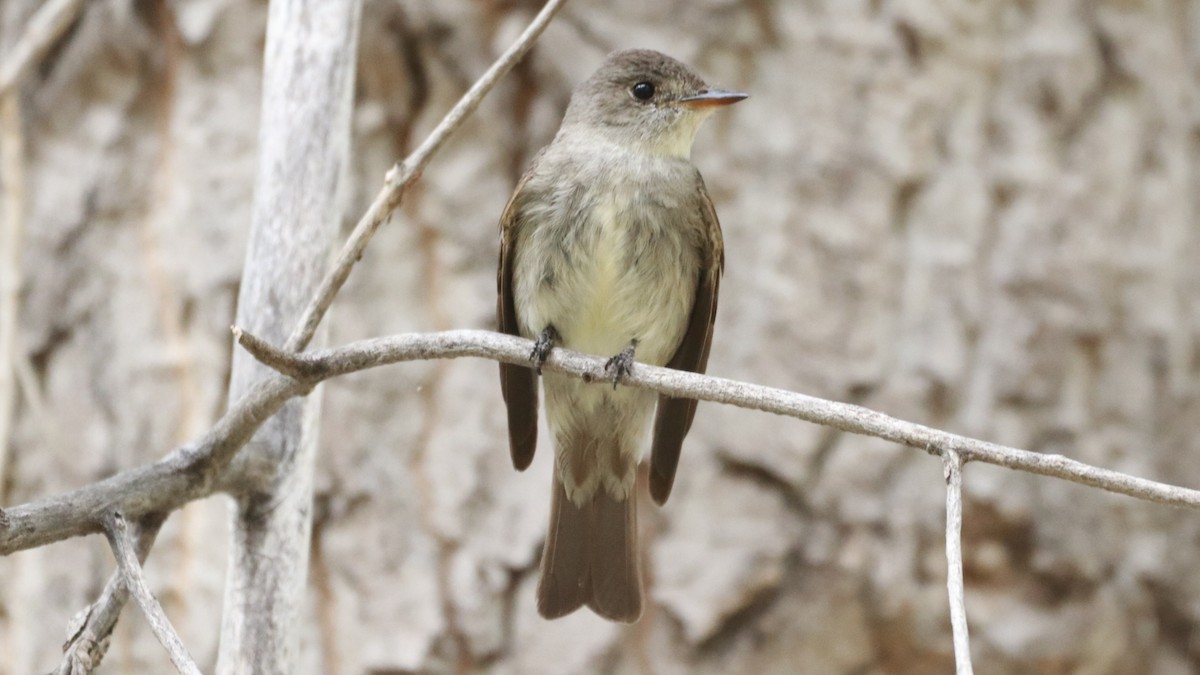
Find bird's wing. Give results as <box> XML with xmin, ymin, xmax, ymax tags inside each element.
<box><xmin>497</xmin><ymin>162</ymin><xmax>541</xmax><ymax>471</ymax></box>
<box><xmin>648</xmin><ymin>172</ymin><xmax>724</xmax><ymax>505</ymax></box>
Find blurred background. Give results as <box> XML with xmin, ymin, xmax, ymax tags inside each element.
<box><xmin>2</xmin><ymin>0</ymin><xmax>1199</xmax><ymax>673</ymax></box>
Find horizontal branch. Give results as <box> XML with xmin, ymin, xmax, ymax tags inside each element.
<box><xmin>6</xmin><ymin>327</ymin><xmax>1200</xmax><ymax>558</ymax></box>
<box><xmin>239</xmin><ymin>328</ymin><xmax>1200</xmax><ymax>509</ymax></box>
<box><xmin>0</xmin><ymin>372</ymin><xmax>305</xmax><ymax>555</ymax></box>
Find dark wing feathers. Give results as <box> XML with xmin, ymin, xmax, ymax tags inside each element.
<box><xmin>497</xmin><ymin>170</ymin><xmax>539</xmax><ymax>471</ymax></box>
<box><xmin>648</xmin><ymin>174</ymin><xmax>724</xmax><ymax>505</ymax></box>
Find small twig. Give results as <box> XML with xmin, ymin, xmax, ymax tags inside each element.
<box><xmin>58</xmin><ymin>517</ymin><xmax>163</xmax><ymax>675</ymax></box>
<box><xmin>282</xmin><ymin>0</ymin><xmax>570</xmax><ymax>352</ymax></box>
<box><xmin>103</xmin><ymin>513</ymin><xmax>200</xmax><ymax>675</ymax></box>
<box><xmin>232</xmin><ymin>325</ymin><xmax>325</xmax><ymax>381</ymax></box>
<box><xmin>943</xmin><ymin>450</ymin><xmax>974</xmax><ymax>675</ymax></box>
<box><xmin>0</xmin><ymin>0</ymin><xmax>87</xmax><ymax>96</ymax></box>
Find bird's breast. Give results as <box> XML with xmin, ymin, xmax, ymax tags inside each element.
<box><xmin>513</xmin><ymin>179</ymin><xmax>700</xmax><ymax>366</ymax></box>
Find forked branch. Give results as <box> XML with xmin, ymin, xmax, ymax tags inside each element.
<box><xmin>104</xmin><ymin>514</ymin><xmax>200</xmax><ymax>675</ymax></box>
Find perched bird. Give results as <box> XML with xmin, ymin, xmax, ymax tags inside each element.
<box><xmin>496</xmin><ymin>49</ymin><xmax>745</xmax><ymax>622</ymax></box>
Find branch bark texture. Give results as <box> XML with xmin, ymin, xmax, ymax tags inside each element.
<box><xmin>214</xmin><ymin>1</ymin><xmax>361</xmax><ymax>673</ymax></box>
<box><xmin>943</xmin><ymin>450</ymin><xmax>973</xmax><ymax>675</ymax></box>
<box><xmin>58</xmin><ymin>517</ymin><xmax>163</xmax><ymax>675</ymax></box>
<box><xmin>105</xmin><ymin>514</ymin><xmax>201</xmax><ymax>675</ymax></box>
<box><xmin>241</xmin><ymin>329</ymin><xmax>1200</xmax><ymax>509</ymax></box>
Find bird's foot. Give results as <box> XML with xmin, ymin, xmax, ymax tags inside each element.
<box><xmin>530</xmin><ymin>325</ymin><xmax>560</xmax><ymax>375</ymax></box>
<box><xmin>604</xmin><ymin>339</ymin><xmax>638</xmax><ymax>390</ymax></box>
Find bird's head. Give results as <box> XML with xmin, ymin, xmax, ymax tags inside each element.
<box><xmin>560</xmin><ymin>49</ymin><xmax>747</xmax><ymax>159</ymax></box>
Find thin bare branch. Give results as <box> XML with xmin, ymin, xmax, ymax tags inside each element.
<box><xmin>943</xmin><ymin>450</ymin><xmax>973</xmax><ymax>675</ymax></box>
<box><xmin>232</xmin><ymin>325</ymin><xmax>323</xmax><ymax>381</ymax></box>
<box><xmin>0</xmin><ymin>0</ymin><xmax>86</xmax><ymax>97</ymax></box>
<box><xmin>282</xmin><ymin>0</ymin><xmax>570</xmax><ymax>352</ymax></box>
<box><xmin>58</xmin><ymin>518</ymin><xmax>163</xmax><ymax>675</ymax></box>
<box><xmin>6</xmin><ymin>327</ymin><xmax>1200</xmax><ymax>558</ymax></box>
<box><xmin>104</xmin><ymin>513</ymin><xmax>200</xmax><ymax>675</ymax></box>
<box><xmin>0</xmin><ymin>371</ymin><xmax>303</xmax><ymax>555</ymax></box>
<box><xmin>241</xmin><ymin>328</ymin><xmax>1200</xmax><ymax>509</ymax></box>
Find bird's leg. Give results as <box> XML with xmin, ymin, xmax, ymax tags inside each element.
<box><xmin>604</xmin><ymin>338</ymin><xmax>639</xmax><ymax>390</ymax></box>
<box><xmin>530</xmin><ymin>325</ymin><xmax>560</xmax><ymax>375</ymax></box>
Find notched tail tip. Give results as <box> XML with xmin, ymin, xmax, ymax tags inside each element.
<box><xmin>536</xmin><ymin>591</ymin><xmax>584</xmax><ymax>621</ymax></box>
<box><xmin>587</xmin><ymin>597</ymin><xmax>642</xmax><ymax>623</ymax></box>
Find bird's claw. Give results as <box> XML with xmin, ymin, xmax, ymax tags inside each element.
<box><xmin>604</xmin><ymin>340</ymin><xmax>638</xmax><ymax>390</ymax></box>
<box><xmin>530</xmin><ymin>326</ymin><xmax>560</xmax><ymax>375</ymax></box>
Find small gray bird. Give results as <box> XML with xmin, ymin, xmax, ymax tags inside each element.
<box><xmin>496</xmin><ymin>49</ymin><xmax>745</xmax><ymax>622</ymax></box>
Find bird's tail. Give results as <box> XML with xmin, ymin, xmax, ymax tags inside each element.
<box><xmin>537</xmin><ymin>475</ymin><xmax>642</xmax><ymax>622</ymax></box>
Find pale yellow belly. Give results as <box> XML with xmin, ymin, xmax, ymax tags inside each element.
<box><xmin>516</xmin><ymin>206</ymin><xmax>695</xmax><ymax>366</ymax></box>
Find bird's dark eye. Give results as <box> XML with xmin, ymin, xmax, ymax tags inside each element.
<box><xmin>631</xmin><ymin>82</ymin><xmax>655</xmax><ymax>101</ymax></box>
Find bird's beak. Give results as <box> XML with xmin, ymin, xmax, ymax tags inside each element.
<box><xmin>676</xmin><ymin>89</ymin><xmax>749</xmax><ymax>108</ymax></box>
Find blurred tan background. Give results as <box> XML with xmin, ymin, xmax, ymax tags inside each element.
<box><xmin>2</xmin><ymin>0</ymin><xmax>1200</xmax><ymax>673</ymax></box>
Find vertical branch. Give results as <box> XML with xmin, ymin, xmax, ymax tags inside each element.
<box><xmin>104</xmin><ymin>514</ymin><xmax>200</xmax><ymax>675</ymax></box>
<box><xmin>943</xmin><ymin>449</ymin><xmax>974</xmax><ymax>675</ymax></box>
<box><xmin>215</xmin><ymin>1</ymin><xmax>361</xmax><ymax>673</ymax></box>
